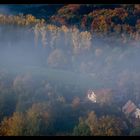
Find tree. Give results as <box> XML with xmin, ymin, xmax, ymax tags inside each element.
<box><xmin>47</xmin><ymin>49</ymin><xmax>68</xmax><ymax>69</ymax></box>
<box><xmin>0</xmin><ymin>103</ymin><xmax>52</xmax><ymax>136</ymax></box>
<box><xmin>0</xmin><ymin>112</ymin><xmax>26</xmax><ymax>136</ymax></box>
<box><xmin>25</xmin><ymin>103</ymin><xmax>52</xmax><ymax>136</ymax></box>
<box><xmin>130</xmin><ymin>127</ymin><xmax>140</xmax><ymax>136</ymax></box>
<box><xmin>13</xmin><ymin>74</ymin><xmax>34</xmax><ymax>93</ymax></box>
<box><xmin>95</xmin><ymin>88</ymin><xmax>114</xmax><ymax>106</ymax></box>
<box><xmin>0</xmin><ymin>89</ymin><xmax>17</xmax><ymax>122</ymax></box>
<box><xmin>96</xmin><ymin>116</ymin><xmax>126</xmax><ymax>136</ymax></box>
<box><xmin>73</xmin><ymin>117</ymin><xmax>91</xmax><ymax>136</ymax></box>
<box><xmin>84</xmin><ymin>111</ymin><xmax>127</xmax><ymax>136</ymax></box>
<box><xmin>72</xmin><ymin>97</ymin><xmax>80</xmax><ymax>108</ymax></box>
<box><xmin>85</xmin><ymin>111</ymin><xmax>98</xmax><ymax>135</ymax></box>
<box><xmin>56</xmin><ymin>95</ymin><xmax>66</xmax><ymax>104</ymax></box>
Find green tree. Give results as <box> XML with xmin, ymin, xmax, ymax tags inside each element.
<box><xmin>0</xmin><ymin>89</ymin><xmax>17</xmax><ymax>121</ymax></box>
<box><xmin>85</xmin><ymin>111</ymin><xmax>98</xmax><ymax>135</ymax></box>
<box><xmin>130</xmin><ymin>127</ymin><xmax>140</xmax><ymax>136</ymax></box>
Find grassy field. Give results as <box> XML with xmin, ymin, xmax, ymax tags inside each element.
<box><xmin>0</xmin><ymin>63</ymin><xmax>108</xmax><ymax>91</ymax></box>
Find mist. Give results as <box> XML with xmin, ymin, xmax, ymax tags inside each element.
<box><xmin>0</xmin><ymin>23</ymin><xmax>140</xmax><ymax>95</ymax></box>
<box><xmin>0</xmin><ymin>23</ymin><xmax>140</xmax><ymax>100</ymax></box>
<box><xmin>0</xmin><ymin>5</ymin><xmax>140</xmax><ymax>136</ymax></box>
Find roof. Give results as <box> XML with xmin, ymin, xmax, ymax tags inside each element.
<box><xmin>95</xmin><ymin>88</ymin><xmax>112</xmax><ymax>96</ymax></box>
<box><xmin>122</xmin><ymin>100</ymin><xmax>137</xmax><ymax>115</ymax></box>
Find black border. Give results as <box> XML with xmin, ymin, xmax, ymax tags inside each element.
<box><xmin>0</xmin><ymin>0</ymin><xmax>139</xmax><ymax>4</ymax></box>
<box><xmin>0</xmin><ymin>0</ymin><xmax>140</xmax><ymax>139</ymax></box>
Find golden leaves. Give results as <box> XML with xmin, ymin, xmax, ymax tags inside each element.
<box><xmin>0</xmin><ymin>14</ymin><xmax>41</xmax><ymax>26</ymax></box>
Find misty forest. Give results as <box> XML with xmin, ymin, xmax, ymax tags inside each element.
<box><xmin>1</xmin><ymin>4</ymin><xmax>140</xmax><ymax>136</ymax></box>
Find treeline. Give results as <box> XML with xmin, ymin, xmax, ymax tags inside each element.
<box><xmin>0</xmin><ymin>8</ymin><xmax>140</xmax><ymax>135</ymax></box>
<box><xmin>0</xmin><ymin>71</ymin><xmax>140</xmax><ymax>136</ymax></box>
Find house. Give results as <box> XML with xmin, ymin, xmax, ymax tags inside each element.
<box><xmin>86</xmin><ymin>88</ymin><xmax>113</xmax><ymax>103</ymax></box>
<box><xmin>134</xmin><ymin>108</ymin><xmax>140</xmax><ymax>119</ymax></box>
<box><xmin>87</xmin><ymin>90</ymin><xmax>96</xmax><ymax>103</ymax></box>
<box><xmin>122</xmin><ymin>100</ymin><xmax>137</xmax><ymax>116</ymax></box>
<box><xmin>122</xmin><ymin>100</ymin><xmax>140</xmax><ymax>119</ymax></box>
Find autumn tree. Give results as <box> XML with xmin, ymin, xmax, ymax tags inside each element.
<box><xmin>72</xmin><ymin>97</ymin><xmax>80</xmax><ymax>109</ymax></box>
<box><xmin>25</xmin><ymin>103</ymin><xmax>51</xmax><ymax>136</ymax></box>
<box><xmin>0</xmin><ymin>103</ymin><xmax>52</xmax><ymax>136</ymax></box>
<box><xmin>95</xmin><ymin>116</ymin><xmax>127</xmax><ymax>136</ymax></box>
<box><xmin>95</xmin><ymin>88</ymin><xmax>114</xmax><ymax>106</ymax></box>
<box><xmin>13</xmin><ymin>74</ymin><xmax>34</xmax><ymax>93</ymax></box>
<box><xmin>73</xmin><ymin>117</ymin><xmax>91</xmax><ymax>136</ymax></box>
<box><xmin>47</xmin><ymin>49</ymin><xmax>68</xmax><ymax>69</ymax></box>
<box><xmin>84</xmin><ymin>111</ymin><xmax>127</xmax><ymax>136</ymax></box>
<box><xmin>0</xmin><ymin>112</ymin><xmax>26</xmax><ymax>136</ymax></box>
<box><xmin>85</xmin><ymin>111</ymin><xmax>98</xmax><ymax>135</ymax></box>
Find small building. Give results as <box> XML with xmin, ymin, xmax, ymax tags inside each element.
<box><xmin>122</xmin><ymin>100</ymin><xmax>137</xmax><ymax>116</ymax></box>
<box><xmin>134</xmin><ymin>108</ymin><xmax>140</xmax><ymax>119</ymax></box>
<box><xmin>87</xmin><ymin>90</ymin><xmax>96</xmax><ymax>103</ymax></box>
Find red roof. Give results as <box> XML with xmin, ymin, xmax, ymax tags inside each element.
<box><xmin>122</xmin><ymin>100</ymin><xmax>137</xmax><ymax>115</ymax></box>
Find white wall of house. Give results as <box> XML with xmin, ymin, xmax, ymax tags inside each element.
<box><xmin>87</xmin><ymin>91</ymin><xmax>96</xmax><ymax>103</ymax></box>
<box><xmin>134</xmin><ymin>108</ymin><xmax>140</xmax><ymax>119</ymax></box>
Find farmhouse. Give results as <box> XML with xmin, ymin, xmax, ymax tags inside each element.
<box><xmin>122</xmin><ymin>100</ymin><xmax>140</xmax><ymax>119</ymax></box>
<box><xmin>87</xmin><ymin>90</ymin><xmax>97</xmax><ymax>103</ymax></box>
<box><xmin>86</xmin><ymin>88</ymin><xmax>113</xmax><ymax>104</ymax></box>
<box><xmin>122</xmin><ymin>100</ymin><xmax>137</xmax><ymax>116</ymax></box>
<box><xmin>134</xmin><ymin>108</ymin><xmax>140</xmax><ymax>119</ymax></box>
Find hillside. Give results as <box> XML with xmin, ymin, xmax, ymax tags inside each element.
<box><xmin>0</xmin><ymin>4</ymin><xmax>140</xmax><ymax>41</ymax></box>
<box><xmin>1</xmin><ymin>4</ymin><xmax>140</xmax><ymax>136</ymax></box>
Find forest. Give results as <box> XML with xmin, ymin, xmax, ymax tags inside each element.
<box><xmin>0</xmin><ymin>4</ymin><xmax>140</xmax><ymax>136</ymax></box>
